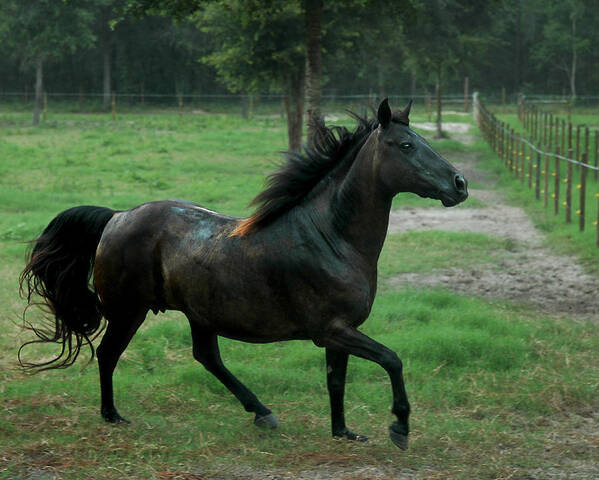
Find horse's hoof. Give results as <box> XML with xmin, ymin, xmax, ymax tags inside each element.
<box><xmin>333</xmin><ymin>428</ymin><xmax>368</xmax><ymax>442</ymax></box>
<box><xmin>389</xmin><ymin>423</ymin><xmax>409</xmax><ymax>450</ymax></box>
<box><xmin>254</xmin><ymin>413</ymin><xmax>279</xmax><ymax>429</ymax></box>
<box><xmin>102</xmin><ymin>408</ymin><xmax>130</xmax><ymax>424</ymax></box>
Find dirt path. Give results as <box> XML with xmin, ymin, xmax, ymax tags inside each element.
<box><xmin>387</xmin><ymin>145</ymin><xmax>599</xmax><ymax>321</ymax></box>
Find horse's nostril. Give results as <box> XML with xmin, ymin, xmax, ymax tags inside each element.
<box><xmin>454</xmin><ymin>174</ymin><xmax>467</xmax><ymax>192</ymax></box>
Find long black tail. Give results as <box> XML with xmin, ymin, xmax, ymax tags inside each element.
<box><xmin>19</xmin><ymin>205</ymin><xmax>115</xmax><ymax>371</ymax></box>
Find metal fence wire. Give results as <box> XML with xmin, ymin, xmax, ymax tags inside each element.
<box><xmin>473</xmin><ymin>92</ymin><xmax>599</xmax><ymax>247</ymax></box>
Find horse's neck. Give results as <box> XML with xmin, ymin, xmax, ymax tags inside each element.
<box><xmin>328</xmin><ymin>133</ymin><xmax>392</xmax><ymax>264</ymax></box>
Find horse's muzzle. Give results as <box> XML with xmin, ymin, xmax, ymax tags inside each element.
<box><xmin>440</xmin><ymin>174</ymin><xmax>468</xmax><ymax>206</ymax></box>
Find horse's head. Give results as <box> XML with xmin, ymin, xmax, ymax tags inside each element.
<box><xmin>374</xmin><ymin>98</ymin><xmax>468</xmax><ymax>207</ymax></box>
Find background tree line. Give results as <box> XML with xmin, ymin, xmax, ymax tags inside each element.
<box><xmin>0</xmin><ymin>0</ymin><xmax>597</xmax><ymax>145</ymax></box>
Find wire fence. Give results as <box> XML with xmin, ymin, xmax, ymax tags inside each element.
<box><xmin>0</xmin><ymin>90</ymin><xmax>475</xmax><ymax>119</ymax></box>
<box><xmin>473</xmin><ymin>92</ymin><xmax>599</xmax><ymax>247</ymax></box>
<box><xmin>518</xmin><ymin>95</ymin><xmax>599</xmax><ymax>175</ymax></box>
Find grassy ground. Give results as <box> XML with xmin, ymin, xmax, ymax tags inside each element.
<box><xmin>1</xmin><ymin>108</ymin><xmax>597</xmax><ymax>479</ymax></box>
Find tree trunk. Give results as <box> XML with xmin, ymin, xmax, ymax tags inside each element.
<box><xmin>241</xmin><ymin>93</ymin><xmax>249</xmax><ymax>119</ymax></box>
<box><xmin>33</xmin><ymin>58</ymin><xmax>43</xmax><ymax>126</ymax></box>
<box><xmin>377</xmin><ymin>63</ymin><xmax>385</xmax><ymax>100</ymax></box>
<box><xmin>435</xmin><ymin>67</ymin><xmax>442</xmax><ymax>139</ymax></box>
<box><xmin>285</xmin><ymin>74</ymin><xmax>304</xmax><ymax>152</ymax></box>
<box><xmin>569</xmin><ymin>15</ymin><xmax>577</xmax><ymax>102</ymax></box>
<box><xmin>514</xmin><ymin>2</ymin><xmax>522</xmax><ymax>91</ymax></box>
<box><xmin>304</xmin><ymin>0</ymin><xmax>322</xmax><ymax>146</ymax></box>
<box><xmin>102</xmin><ymin>21</ymin><xmax>111</xmax><ymax>110</ymax></box>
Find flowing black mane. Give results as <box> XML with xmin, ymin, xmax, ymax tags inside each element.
<box><xmin>231</xmin><ymin>113</ymin><xmax>378</xmax><ymax>236</ymax></box>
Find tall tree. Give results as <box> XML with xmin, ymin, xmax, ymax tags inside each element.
<box><xmin>304</xmin><ymin>0</ymin><xmax>322</xmax><ymax>144</ymax></box>
<box><xmin>96</xmin><ymin>1</ymin><xmax>123</xmax><ymax>109</ymax></box>
<box><xmin>122</xmin><ymin>0</ymin><xmax>333</xmax><ymax>148</ymax></box>
<box><xmin>532</xmin><ymin>0</ymin><xmax>594</xmax><ymax>102</ymax></box>
<box><xmin>0</xmin><ymin>0</ymin><xmax>95</xmax><ymax>124</ymax></box>
<box><xmin>200</xmin><ymin>1</ymin><xmax>306</xmax><ymax>151</ymax></box>
<box><xmin>403</xmin><ymin>0</ymin><xmax>490</xmax><ymax>137</ymax></box>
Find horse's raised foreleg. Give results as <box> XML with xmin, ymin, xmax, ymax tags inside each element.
<box><xmin>318</xmin><ymin>323</ymin><xmax>410</xmax><ymax>450</ymax></box>
<box><xmin>97</xmin><ymin>309</ymin><xmax>147</xmax><ymax>423</ymax></box>
<box><xmin>326</xmin><ymin>348</ymin><xmax>368</xmax><ymax>442</ymax></box>
<box><xmin>188</xmin><ymin>321</ymin><xmax>278</xmax><ymax>429</ymax></box>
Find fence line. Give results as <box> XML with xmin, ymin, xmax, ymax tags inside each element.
<box><xmin>473</xmin><ymin>92</ymin><xmax>599</xmax><ymax>247</ymax></box>
<box><xmin>518</xmin><ymin>95</ymin><xmax>599</xmax><ymax>181</ymax></box>
<box><xmin>0</xmin><ymin>91</ymin><xmax>469</xmax><ymax>100</ymax></box>
<box><xmin>0</xmin><ymin>90</ymin><xmax>474</xmax><ymax>123</ymax></box>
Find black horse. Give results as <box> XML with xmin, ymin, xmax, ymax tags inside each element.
<box><xmin>20</xmin><ymin>99</ymin><xmax>467</xmax><ymax>450</ymax></box>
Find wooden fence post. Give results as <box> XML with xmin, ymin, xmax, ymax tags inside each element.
<box><xmin>547</xmin><ymin>113</ymin><xmax>553</xmax><ymax>152</ymax></box>
<box><xmin>528</xmin><ymin>146</ymin><xmax>533</xmax><ymax>189</ymax></box>
<box><xmin>544</xmin><ymin>150</ymin><xmax>549</xmax><ymax>207</ymax></box>
<box><xmin>501</xmin><ymin>123</ymin><xmax>506</xmax><ymax>164</ymax></box>
<box><xmin>579</xmin><ymin>152</ymin><xmax>587</xmax><ymax>231</ymax></box>
<box><xmin>595</xmin><ymin>130</ymin><xmax>598</xmax><ymax>181</ymax></box>
<box><xmin>561</xmin><ymin>119</ymin><xmax>566</xmax><ymax>158</ymax></box>
<box><xmin>568</xmin><ymin>122</ymin><xmax>573</xmax><ymax>150</ymax></box>
<box><xmin>535</xmin><ymin>150</ymin><xmax>541</xmax><ymax>200</ymax></box>
<box><xmin>517</xmin><ymin>92</ymin><xmax>522</xmax><ymax>120</ymax></box>
<box><xmin>566</xmin><ymin>149</ymin><xmax>573</xmax><ymax>223</ymax></box>
<box><xmin>464</xmin><ymin>76</ymin><xmax>469</xmax><ymax>113</ymax></box>
<box><xmin>520</xmin><ymin>137</ymin><xmax>526</xmax><ymax>183</ymax></box>
<box><xmin>510</xmin><ymin>129</ymin><xmax>515</xmax><ymax>172</ymax></box>
<box><xmin>515</xmin><ymin>135</ymin><xmax>521</xmax><ymax>179</ymax></box>
<box><xmin>584</xmin><ymin>126</ymin><xmax>589</xmax><ymax>163</ymax></box>
<box><xmin>554</xmin><ymin>146</ymin><xmax>560</xmax><ymax>215</ymax></box>
<box><xmin>575</xmin><ymin>125</ymin><xmax>581</xmax><ymax>169</ymax></box>
<box><xmin>554</xmin><ymin>114</ymin><xmax>559</xmax><ymax>153</ymax></box>
<box><xmin>43</xmin><ymin>92</ymin><xmax>48</xmax><ymax>122</ymax></box>
<box><xmin>425</xmin><ymin>92</ymin><xmax>431</xmax><ymax>122</ymax></box>
<box><xmin>596</xmin><ymin>193</ymin><xmax>599</xmax><ymax>247</ymax></box>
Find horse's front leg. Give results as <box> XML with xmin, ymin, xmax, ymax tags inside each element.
<box><xmin>318</xmin><ymin>323</ymin><xmax>410</xmax><ymax>450</ymax></box>
<box><xmin>325</xmin><ymin>348</ymin><xmax>368</xmax><ymax>441</ymax></box>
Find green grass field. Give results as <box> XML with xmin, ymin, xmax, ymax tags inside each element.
<box><xmin>1</xmin><ymin>107</ymin><xmax>597</xmax><ymax>479</ymax></box>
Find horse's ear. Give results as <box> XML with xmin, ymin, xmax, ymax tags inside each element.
<box><xmin>403</xmin><ymin>98</ymin><xmax>413</xmax><ymax>118</ymax></box>
<box><xmin>395</xmin><ymin>99</ymin><xmax>413</xmax><ymax>125</ymax></box>
<box><xmin>377</xmin><ymin>98</ymin><xmax>391</xmax><ymax>129</ymax></box>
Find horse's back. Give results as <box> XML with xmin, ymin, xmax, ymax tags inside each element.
<box><xmin>94</xmin><ymin>200</ymin><xmax>236</xmax><ymax>317</ymax></box>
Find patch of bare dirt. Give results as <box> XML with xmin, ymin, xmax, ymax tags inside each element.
<box><xmin>181</xmin><ymin>464</ymin><xmax>437</xmax><ymax>480</ymax></box>
<box><xmin>387</xmin><ymin>132</ymin><xmax>599</xmax><ymax>321</ymax></box>
<box><xmin>411</xmin><ymin>121</ymin><xmax>476</xmax><ymax>145</ymax></box>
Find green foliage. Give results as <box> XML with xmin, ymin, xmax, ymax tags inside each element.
<box><xmin>200</xmin><ymin>0</ymin><xmax>305</xmax><ymax>94</ymax></box>
<box><xmin>0</xmin><ymin>0</ymin><xmax>96</xmax><ymax>66</ymax></box>
<box><xmin>403</xmin><ymin>0</ymin><xmax>491</xmax><ymax>81</ymax></box>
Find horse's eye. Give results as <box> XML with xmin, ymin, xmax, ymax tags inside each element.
<box><xmin>400</xmin><ymin>142</ymin><xmax>413</xmax><ymax>151</ymax></box>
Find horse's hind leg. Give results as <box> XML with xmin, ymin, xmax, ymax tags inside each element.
<box><xmin>97</xmin><ymin>309</ymin><xmax>147</xmax><ymax>423</ymax></box>
<box><xmin>188</xmin><ymin>320</ymin><xmax>278</xmax><ymax>429</ymax></box>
